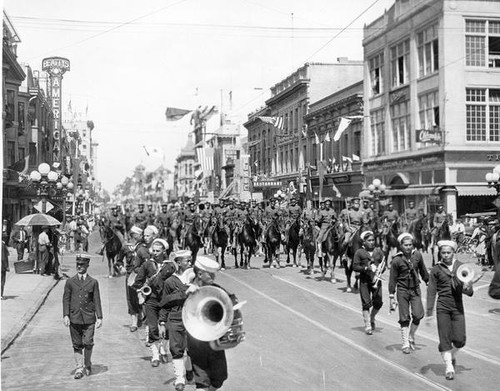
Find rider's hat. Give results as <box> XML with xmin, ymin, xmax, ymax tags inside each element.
<box><xmin>351</xmin><ymin>197</ymin><xmax>360</xmax><ymax>203</ymax></box>
<box><xmin>76</xmin><ymin>254</ymin><xmax>91</xmax><ymax>265</ymax></box>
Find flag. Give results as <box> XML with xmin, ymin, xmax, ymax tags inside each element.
<box><xmin>352</xmin><ymin>153</ymin><xmax>360</xmax><ymax>161</ymax></box>
<box><xmin>254</xmin><ymin>161</ymin><xmax>258</xmax><ymax>167</ymax></box>
<box><xmin>8</xmin><ymin>155</ymin><xmax>30</xmax><ymax>174</ymax></box>
<box><xmin>333</xmin><ymin>117</ymin><xmax>352</xmax><ymax>142</ymax></box>
<box><xmin>143</xmin><ymin>146</ymin><xmax>164</xmax><ymax>159</ymax></box>
<box><xmin>200</xmin><ymin>105</ymin><xmax>218</xmax><ymax>121</ymax></box>
<box><xmin>332</xmin><ymin>183</ymin><xmax>342</xmax><ymax>198</ymax></box>
<box><xmin>196</xmin><ymin>147</ymin><xmax>214</xmax><ymax>172</ymax></box>
<box><xmin>342</xmin><ymin>156</ymin><xmax>353</xmax><ymax>163</ymax></box>
<box><xmin>258</xmin><ymin>116</ymin><xmax>284</xmax><ymax>131</ymax></box>
<box><xmin>314</xmin><ymin>132</ymin><xmax>320</xmax><ymax>145</ymax></box>
<box><xmin>165</xmin><ymin>107</ymin><xmax>192</xmax><ymax>121</ymax></box>
<box><xmin>324</xmin><ymin>132</ymin><xmax>331</xmax><ymax>142</ymax></box>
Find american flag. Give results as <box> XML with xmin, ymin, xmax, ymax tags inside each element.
<box><xmin>196</xmin><ymin>147</ymin><xmax>214</xmax><ymax>173</ymax></box>
<box><xmin>258</xmin><ymin>116</ymin><xmax>284</xmax><ymax>131</ymax></box>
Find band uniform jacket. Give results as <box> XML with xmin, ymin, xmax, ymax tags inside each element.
<box><xmin>352</xmin><ymin>247</ymin><xmax>385</xmax><ymax>284</ymax></box>
<box><xmin>388</xmin><ymin>250</ymin><xmax>429</xmax><ymax>296</ymax></box>
<box><xmin>63</xmin><ymin>275</ymin><xmax>103</xmax><ymax>324</ymax></box>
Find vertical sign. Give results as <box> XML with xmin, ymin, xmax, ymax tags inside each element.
<box><xmin>42</xmin><ymin>57</ymin><xmax>70</xmax><ymax>163</ymax></box>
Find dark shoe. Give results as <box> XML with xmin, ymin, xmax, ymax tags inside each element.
<box><xmin>130</xmin><ymin>326</ymin><xmax>138</xmax><ymax>332</ymax></box>
<box><xmin>151</xmin><ymin>359</ymin><xmax>160</xmax><ymax>367</ymax></box>
<box><xmin>445</xmin><ymin>371</ymin><xmax>455</xmax><ymax>380</ymax></box>
<box><xmin>85</xmin><ymin>366</ymin><xmax>92</xmax><ymax>376</ymax></box>
<box><xmin>186</xmin><ymin>370</ymin><xmax>194</xmax><ymax>382</ymax></box>
<box><xmin>74</xmin><ymin>371</ymin><xmax>84</xmax><ymax>379</ymax></box>
<box><xmin>175</xmin><ymin>384</ymin><xmax>185</xmax><ymax>391</ymax></box>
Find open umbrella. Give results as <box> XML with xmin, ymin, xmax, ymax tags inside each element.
<box><xmin>15</xmin><ymin>213</ymin><xmax>61</xmax><ymax>227</ymax></box>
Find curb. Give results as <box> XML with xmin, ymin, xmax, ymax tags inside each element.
<box><xmin>1</xmin><ymin>277</ymin><xmax>60</xmax><ymax>356</ymax></box>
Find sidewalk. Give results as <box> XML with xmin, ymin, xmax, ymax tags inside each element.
<box><xmin>1</xmin><ymin>247</ymin><xmax>62</xmax><ymax>355</ymax></box>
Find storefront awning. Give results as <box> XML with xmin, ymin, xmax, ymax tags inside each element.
<box><xmin>455</xmin><ymin>186</ymin><xmax>497</xmax><ymax>197</ymax></box>
<box><xmin>359</xmin><ymin>186</ymin><xmax>441</xmax><ymax>198</ymax></box>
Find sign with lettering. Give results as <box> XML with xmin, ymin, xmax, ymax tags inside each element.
<box><xmin>42</xmin><ymin>57</ymin><xmax>70</xmax><ymax>163</ymax></box>
<box><xmin>253</xmin><ymin>180</ymin><xmax>282</xmax><ymax>188</ymax></box>
<box><xmin>416</xmin><ymin>128</ymin><xmax>442</xmax><ymax>144</ymax></box>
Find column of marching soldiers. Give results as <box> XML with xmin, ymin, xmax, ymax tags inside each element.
<box><xmin>99</xmin><ymin>195</ymin><xmax>470</xmax><ymax>384</ymax></box>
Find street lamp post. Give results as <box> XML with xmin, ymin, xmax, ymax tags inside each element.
<box><xmin>368</xmin><ymin>178</ymin><xmax>387</xmax><ymax>217</ymax></box>
<box><xmin>29</xmin><ymin>163</ymin><xmax>59</xmax><ymax>213</ymax></box>
<box><xmin>56</xmin><ymin>176</ymin><xmax>74</xmax><ymax>225</ymax></box>
<box><xmin>485</xmin><ymin>165</ymin><xmax>500</xmax><ymax>219</ymax></box>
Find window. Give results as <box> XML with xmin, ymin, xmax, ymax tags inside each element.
<box><xmin>466</xmin><ymin>19</ymin><xmax>500</xmax><ymax>68</ymax></box>
<box><xmin>391</xmin><ymin>101</ymin><xmax>411</xmax><ymax>152</ymax></box>
<box><xmin>417</xmin><ymin>24</ymin><xmax>439</xmax><ymax>77</ymax></box>
<box><xmin>29</xmin><ymin>142</ymin><xmax>37</xmax><ymax>165</ymax></box>
<box><xmin>18</xmin><ymin>102</ymin><xmax>25</xmax><ymax>134</ymax></box>
<box><xmin>466</xmin><ymin>88</ymin><xmax>500</xmax><ymax>141</ymax></box>
<box><xmin>18</xmin><ymin>147</ymin><xmax>25</xmax><ymax>161</ymax></box>
<box><xmin>5</xmin><ymin>90</ymin><xmax>15</xmax><ymax>127</ymax></box>
<box><xmin>370</xmin><ymin>109</ymin><xmax>385</xmax><ymax>156</ymax></box>
<box><xmin>7</xmin><ymin>141</ymin><xmax>16</xmax><ymax>166</ymax></box>
<box><xmin>391</xmin><ymin>40</ymin><xmax>410</xmax><ymax>87</ymax></box>
<box><xmin>369</xmin><ymin>53</ymin><xmax>384</xmax><ymax>96</ymax></box>
<box><xmin>418</xmin><ymin>90</ymin><xmax>440</xmax><ymax>130</ymax></box>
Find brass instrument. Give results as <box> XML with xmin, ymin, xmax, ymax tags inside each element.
<box><xmin>182</xmin><ymin>286</ymin><xmax>246</xmax><ymax>350</ymax></box>
<box><xmin>456</xmin><ymin>263</ymin><xmax>484</xmax><ymax>285</ymax></box>
<box><xmin>372</xmin><ymin>258</ymin><xmax>386</xmax><ymax>288</ymax></box>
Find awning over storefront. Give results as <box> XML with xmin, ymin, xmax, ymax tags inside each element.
<box><xmin>359</xmin><ymin>186</ymin><xmax>441</xmax><ymax>199</ymax></box>
<box><xmin>455</xmin><ymin>186</ymin><xmax>497</xmax><ymax>197</ymax></box>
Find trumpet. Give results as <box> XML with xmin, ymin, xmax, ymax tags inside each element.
<box><xmin>182</xmin><ymin>286</ymin><xmax>246</xmax><ymax>350</ymax></box>
<box><xmin>138</xmin><ymin>285</ymin><xmax>152</xmax><ymax>296</ymax></box>
<box><xmin>372</xmin><ymin>258</ymin><xmax>386</xmax><ymax>288</ymax></box>
<box><xmin>456</xmin><ymin>263</ymin><xmax>483</xmax><ymax>285</ymax></box>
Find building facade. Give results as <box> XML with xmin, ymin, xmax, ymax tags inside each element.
<box><xmin>174</xmin><ymin>135</ymin><xmax>196</xmax><ymax>202</ymax></box>
<box><xmin>362</xmin><ymin>0</ymin><xmax>500</xmax><ymax>218</ymax></box>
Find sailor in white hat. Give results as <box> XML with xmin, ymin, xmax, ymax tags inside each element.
<box><xmin>426</xmin><ymin>238</ymin><xmax>482</xmax><ymax>381</ymax></box>
<box><xmin>389</xmin><ymin>232</ymin><xmax>429</xmax><ymax>354</ymax></box>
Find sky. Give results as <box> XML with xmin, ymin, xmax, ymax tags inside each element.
<box><xmin>4</xmin><ymin>0</ymin><xmax>395</xmax><ymax>192</ymax></box>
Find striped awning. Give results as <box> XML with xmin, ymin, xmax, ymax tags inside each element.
<box><xmin>455</xmin><ymin>186</ymin><xmax>497</xmax><ymax>197</ymax></box>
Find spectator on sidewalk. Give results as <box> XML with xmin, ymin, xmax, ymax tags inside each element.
<box><xmin>69</xmin><ymin>217</ymin><xmax>78</xmax><ymax>252</ymax></box>
<box><xmin>63</xmin><ymin>254</ymin><xmax>103</xmax><ymax>379</ymax></box>
<box><xmin>2</xmin><ymin>240</ymin><xmax>10</xmax><ymax>299</ymax></box>
<box><xmin>12</xmin><ymin>226</ymin><xmax>28</xmax><ymax>261</ymax></box>
<box><xmin>38</xmin><ymin>226</ymin><xmax>51</xmax><ymax>276</ymax></box>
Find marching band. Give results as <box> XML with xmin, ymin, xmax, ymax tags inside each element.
<box><xmin>86</xmin><ymin>196</ymin><xmax>488</xmax><ymax>387</ymax></box>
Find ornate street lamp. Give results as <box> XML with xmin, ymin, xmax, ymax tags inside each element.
<box><xmin>29</xmin><ymin>163</ymin><xmax>60</xmax><ymax>213</ymax></box>
<box><xmin>56</xmin><ymin>175</ymin><xmax>74</xmax><ymax>224</ymax></box>
<box><xmin>485</xmin><ymin>165</ymin><xmax>500</xmax><ymax>218</ymax></box>
<box><xmin>368</xmin><ymin>178</ymin><xmax>387</xmax><ymax>216</ymax></box>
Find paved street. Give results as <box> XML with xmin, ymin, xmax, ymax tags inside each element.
<box><xmin>2</xmin><ymin>232</ymin><xmax>500</xmax><ymax>391</ymax></box>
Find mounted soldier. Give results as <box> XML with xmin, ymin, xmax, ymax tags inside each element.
<box><xmin>284</xmin><ymin>197</ymin><xmax>302</xmax><ymax>244</ymax></box>
<box><xmin>155</xmin><ymin>203</ymin><xmax>170</xmax><ymax>237</ymax></box>
<box><xmin>404</xmin><ymin>200</ymin><xmax>419</xmax><ymax>232</ymax></box>
<box><xmin>133</xmin><ymin>203</ymin><xmax>149</xmax><ymax>229</ymax></box>
<box><xmin>180</xmin><ymin>200</ymin><xmax>199</xmax><ymax>248</ymax></box>
<box><xmin>382</xmin><ymin>201</ymin><xmax>400</xmax><ymax>234</ymax></box>
<box><xmin>315</xmin><ymin>199</ymin><xmax>337</xmax><ymax>263</ymax></box>
<box><xmin>342</xmin><ymin>197</ymin><xmax>364</xmax><ymax>247</ymax></box>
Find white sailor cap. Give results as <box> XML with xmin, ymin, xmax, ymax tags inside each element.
<box><xmin>437</xmin><ymin>240</ymin><xmax>457</xmax><ymax>251</ymax></box>
<box><xmin>397</xmin><ymin>232</ymin><xmax>413</xmax><ymax>244</ymax></box>
<box><xmin>194</xmin><ymin>256</ymin><xmax>220</xmax><ymax>274</ymax></box>
<box><xmin>144</xmin><ymin>225</ymin><xmax>159</xmax><ymax>236</ymax></box>
<box><xmin>130</xmin><ymin>225</ymin><xmax>143</xmax><ymax>235</ymax></box>
<box><xmin>360</xmin><ymin>230</ymin><xmax>374</xmax><ymax>241</ymax></box>
<box><xmin>151</xmin><ymin>238</ymin><xmax>169</xmax><ymax>250</ymax></box>
<box><xmin>173</xmin><ymin>250</ymin><xmax>192</xmax><ymax>261</ymax></box>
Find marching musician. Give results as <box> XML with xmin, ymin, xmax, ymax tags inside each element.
<box><xmin>159</xmin><ymin>250</ymin><xmax>195</xmax><ymax>391</ymax></box>
<box><xmin>389</xmin><ymin>233</ymin><xmax>429</xmax><ymax>354</ymax></box>
<box><xmin>426</xmin><ymin>240</ymin><xmax>483</xmax><ymax>380</ymax></box>
<box><xmin>184</xmin><ymin>256</ymin><xmax>240</xmax><ymax>390</ymax></box>
<box><xmin>133</xmin><ymin>238</ymin><xmax>176</xmax><ymax>367</ymax></box>
<box><xmin>352</xmin><ymin>230</ymin><xmax>384</xmax><ymax>335</ymax></box>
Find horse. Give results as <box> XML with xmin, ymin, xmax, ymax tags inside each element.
<box><xmin>236</xmin><ymin>215</ymin><xmax>258</xmax><ymax>269</ymax></box>
<box><xmin>344</xmin><ymin>228</ymin><xmax>362</xmax><ymax>293</ymax></box>
<box><xmin>284</xmin><ymin>218</ymin><xmax>301</xmax><ymax>267</ymax></box>
<box><xmin>184</xmin><ymin>217</ymin><xmax>203</xmax><ymax>266</ymax></box>
<box><xmin>320</xmin><ymin>221</ymin><xmax>344</xmax><ymax>282</ymax></box>
<box><xmin>381</xmin><ymin>220</ymin><xmax>400</xmax><ymax>264</ymax></box>
<box><xmin>263</xmin><ymin>219</ymin><xmax>282</xmax><ymax>268</ymax></box>
<box><xmin>431</xmin><ymin>218</ymin><xmax>451</xmax><ymax>266</ymax></box>
<box><xmin>211</xmin><ymin>216</ymin><xmax>228</xmax><ymax>269</ymax></box>
<box><xmin>300</xmin><ymin>221</ymin><xmax>317</xmax><ymax>274</ymax></box>
<box><xmin>409</xmin><ymin>215</ymin><xmax>431</xmax><ymax>253</ymax></box>
<box><xmin>99</xmin><ymin>225</ymin><xmax>124</xmax><ymax>278</ymax></box>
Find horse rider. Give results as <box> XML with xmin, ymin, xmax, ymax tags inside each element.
<box><xmin>97</xmin><ymin>206</ymin><xmax>126</xmax><ymax>256</ymax></box>
<box><xmin>154</xmin><ymin>203</ymin><xmax>170</xmax><ymax>237</ymax></box>
<box><xmin>404</xmin><ymin>201</ymin><xmax>419</xmax><ymax>231</ymax></box>
<box><xmin>224</xmin><ymin>198</ymin><xmax>239</xmax><ymax>247</ymax></box>
<box><xmin>382</xmin><ymin>201</ymin><xmax>400</xmax><ymax>235</ymax></box>
<box><xmin>263</xmin><ymin>197</ymin><xmax>283</xmax><ymax>242</ymax></box>
<box><xmin>146</xmin><ymin>203</ymin><xmax>156</xmax><ymax>226</ymax></box>
<box><xmin>315</xmin><ymin>199</ymin><xmax>337</xmax><ymax>263</ymax></box>
<box><xmin>342</xmin><ymin>197</ymin><xmax>364</xmax><ymax>247</ymax></box>
<box><xmin>198</xmin><ymin>202</ymin><xmax>212</xmax><ymax>250</ymax></box>
<box><xmin>284</xmin><ymin>197</ymin><xmax>302</xmax><ymax>244</ymax></box>
<box><xmin>339</xmin><ymin>199</ymin><xmax>352</xmax><ymax>230</ymax></box>
<box><xmin>208</xmin><ymin>198</ymin><xmax>230</xmax><ymax>241</ymax></box>
<box><xmin>232</xmin><ymin>201</ymin><xmax>249</xmax><ymax>249</ymax></box>
<box><xmin>180</xmin><ymin>200</ymin><xmax>199</xmax><ymax>248</ymax></box>
<box><xmin>134</xmin><ymin>203</ymin><xmax>149</xmax><ymax>229</ymax></box>
<box><xmin>361</xmin><ymin>198</ymin><xmax>375</xmax><ymax>228</ymax></box>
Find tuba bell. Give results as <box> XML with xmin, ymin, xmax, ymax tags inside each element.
<box><xmin>456</xmin><ymin>263</ymin><xmax>475</xmax><ymax>285</ymax></box>
<box><xmin>182</xmin><ymin>286</ymin><xmax>246</xmax><ymax>350</ymax></box>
